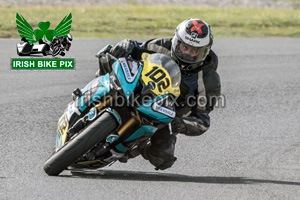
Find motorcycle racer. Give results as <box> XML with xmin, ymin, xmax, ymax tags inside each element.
<box><xmin>96</xmin><ymin>19</ymin><xmax>221</xmax><ymax>170</ymax></box>
<box><xmin>50</xmin><ymin>34</ymin><xmax>73</xmax><ymax>56</ymax></box>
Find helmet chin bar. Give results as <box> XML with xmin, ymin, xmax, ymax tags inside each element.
<box><xmin>172</xmin><ymin>54</ymin><xmax>203</xmax><ymax>71</ymax></box>
<box><xmin>177</xmin><ymin>52</ymin><xmax>197</xmax><ymax>63</ymax></box>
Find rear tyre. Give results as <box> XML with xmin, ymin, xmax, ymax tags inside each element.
<box><xmin>43</xmin><ymin>112</ymin><xmax>118</xmax><ymax>176</ymax></box>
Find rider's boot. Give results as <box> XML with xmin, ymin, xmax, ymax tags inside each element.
<box><xmin>137</xmin><ymin>135</ymin><xmax>177</xmax><ymax>170</ymax></box>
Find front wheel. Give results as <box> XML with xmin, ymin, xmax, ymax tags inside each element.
<box><xmin>43</xmin><ymin>112</ymin><xmax>118</xmax><ymax>176</ymax></box>
<box><xmin>52</xmin><ymin>46</ymin><xmax>61</xmax><ymax>57</ymax></box>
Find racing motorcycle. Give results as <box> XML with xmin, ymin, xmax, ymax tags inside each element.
<box><xmin>43</xmin><ymin>48</ymin><xmax>181</xmax><ymax>176</ymax></box>
<box><xmin>50</xmin><ymin>35</ymin><xmax>72</xmax><ymax>57</ymax></box>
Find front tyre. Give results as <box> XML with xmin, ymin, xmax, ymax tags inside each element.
<box><xmin>43</xmin><ymin>112</ymin><xmax>118</xmax><ymax>176</ymax></box>
<box><xmin>52</xmin><ymin>46</ymin><xmax>61</xmax><ymax>57</ymax></box>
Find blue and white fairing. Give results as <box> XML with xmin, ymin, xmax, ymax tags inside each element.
<box><xmin>137</xmin><ymin>94</ymin><xmax>176</xmax><ymax>123</ymax></box>
<box><xmin>76</xmin><ymin>73</ymin><xmax>111</xmax><ymax>112</ymax></box>
<box><xmin>112</xmin><ymin>57</ymin><xmax>143</xmax><ymax>99</ymax></box>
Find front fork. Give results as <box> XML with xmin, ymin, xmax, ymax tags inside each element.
<box><xmin>93</xmin><ymin>94</ymin><xmax>142</xmax><ymax>138</ymax></box>
<box><xmin>93</xmin><ymin>95</ymin><xmax>142</xmax><ymax>137</ymax></box>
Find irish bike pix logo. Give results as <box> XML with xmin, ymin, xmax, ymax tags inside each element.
<box><xmin>11</xmin><ymin>13</ymin><xmax>75</xmax><ymax>70</ymax></box>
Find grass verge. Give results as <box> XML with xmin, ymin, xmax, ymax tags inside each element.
<box><xmin>1</xmin><ymin>5</ymin><xmax>300</xmax><ymax>38</ymax></box>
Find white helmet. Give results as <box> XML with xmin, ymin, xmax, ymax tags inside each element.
<box><xmin>171</xmin><ymin>19</ymin><xmax>213</xmax><ymax>70</ymax></box>
<box><xmin>67</xmin><ymin>34</ymin><xmax>73</xmax><ymax>42</ymax></box>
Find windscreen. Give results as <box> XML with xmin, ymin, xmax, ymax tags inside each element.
<box><xmin>148</xmin><ymin>53</ymin><xmax>181</xmax><ymax>88</ymax></box>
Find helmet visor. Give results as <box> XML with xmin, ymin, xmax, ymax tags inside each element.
<box><xmin>175</xmin><ymin>41</ymin><xmax>209</xmax><ymax>65</ymax></box>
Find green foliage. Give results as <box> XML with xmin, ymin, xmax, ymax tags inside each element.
<box><xmin>1</xmin><ymin>5</ymin><xmax>300</xmax><ymax>38</ymax></box>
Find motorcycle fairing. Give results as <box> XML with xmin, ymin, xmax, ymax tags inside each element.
<box><xmin>66</xmin><ymin>101</ymin><xmax>81</xmax><ymax>121</ymax></box>
<box><xmin>56</xmin><ymin>112</ymin><xmax>69</xmax><ymax>150</ymax></box>
<box><xmin>136</xmin><ymin>94</ymin><xmax>175</xmax><ymax>123</ymax></box>
<box><xmin>115</xmin><ymin>125</ymin><xmax>158</xmax><ymax>152</ymax></box>
<box><xmin>76</xmin><ymin>73</ymin><xmax>111</xmax><ymax>112</ymax></box>
<box><xmin>113</xmin><ymin>58</ymin><xmax>143</xmax><ymax>99</ymax></box>
<box><xmin>55</xmin><ymin>100</ymin><xmax>82</xmax><ymax>150</ymax></box>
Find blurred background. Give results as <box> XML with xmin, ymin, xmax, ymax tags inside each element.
<box><xmin>1</xmin><ymin>0</ymin><xmax>300</xmax><ymax>38</ymax></box>
<box><xmin>1</xmin><ymin>0</ymin><xmax>300</xmax><ymax>8</ymax></box>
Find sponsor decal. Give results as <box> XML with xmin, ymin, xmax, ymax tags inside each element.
<box><xmin>152</xmin><ymin>96</ymin><xmax>176</xmax><ymax>118</ymax></box>
<box><xmin>120</xmin><ymin>58</ymin><xmax>139</xmax><ymax>83</ymax></box>
<box><xmin>185</xmin><ymin>36</ymin><xmax>200</xmax><ymax>44</ymax></box>
<box><xmin>120</xmin><ymin>58</ymin><xmax>133</xmax><ymax>82</ymax></box>
<box><xmin>153</xmin><ymin>105</ymin><xmax>175</xmax><ymax>118</ymax></box>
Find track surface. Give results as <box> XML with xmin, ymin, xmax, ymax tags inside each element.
<box><xmin>1</xmin><ymin>38</ymin><xmax>300</xmax><ymax>199</ymax></box>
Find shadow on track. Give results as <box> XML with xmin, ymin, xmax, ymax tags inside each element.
<box><xmin>59</xmin><ymin>169</ymin><xmax>300</xmax><ymax>186</ymax></box>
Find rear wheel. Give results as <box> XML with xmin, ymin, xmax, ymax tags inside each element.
<box><xmin>43</xmin><ymin>112</ymin><xmax>118</xmax><ymax>176</ymax></box>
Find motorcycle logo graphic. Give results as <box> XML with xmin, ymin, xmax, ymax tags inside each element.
<box><xmin>16</xmin><ymin>13</ymin><xmax>73</xmax><ymax>57</ymax></box>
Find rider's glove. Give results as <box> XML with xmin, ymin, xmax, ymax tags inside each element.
<box><xmin>110</xmin><ymin>39</ymin><xmax>135</xmax><ymax>58</ymax></box>
<box><xmin>171</xmin><ymin>117</ymin><xmax>187</xmax><ymax>134</ymax></box>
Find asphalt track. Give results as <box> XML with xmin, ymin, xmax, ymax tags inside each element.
<box><xmin>1</xmin><ymin>38</ymin><xmax>300</xmax><ymax>200</ymax></box>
